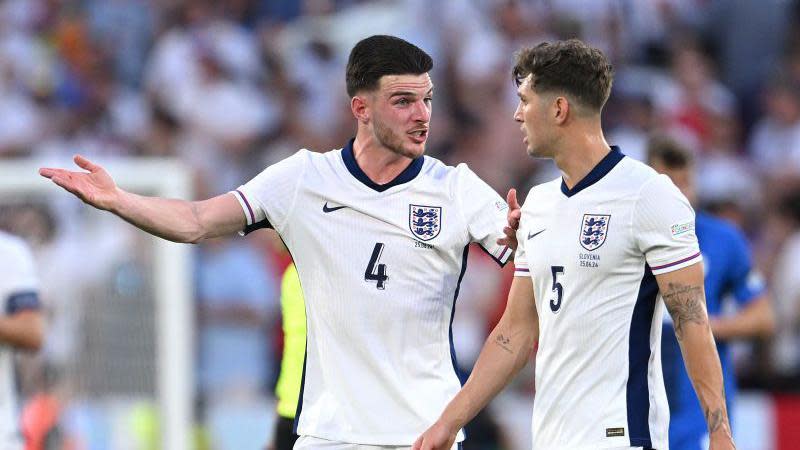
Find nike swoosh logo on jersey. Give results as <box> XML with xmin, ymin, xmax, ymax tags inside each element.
<box><xmin>322</xmin><ymin>202</ymin><xmax>348</xmax><ymax>213</ymax></box>
<box><xmin>528</xmin><ymin>229</ymin><xmax>546</xmax><ymax>240</ymax></box>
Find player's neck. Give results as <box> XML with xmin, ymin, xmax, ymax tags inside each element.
<box><xmin>555</xmin><ymin>126</ymin><xmax>611</xmax><ymax>190</ymax></box>
<box><xmin>352</xmin><ymin>135</ymin><xmax>414</xmax><ymax>185</ymax></box>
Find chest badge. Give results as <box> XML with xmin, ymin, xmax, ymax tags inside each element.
<box><xmin>409</xmin><ymin>204</ymin><xmax>442</xmax><ymax>241</ymax></box>
<box><xmin>580</xmin><ymin>214</ymin><xmax>610</xmax><ymax>251</ymax></box>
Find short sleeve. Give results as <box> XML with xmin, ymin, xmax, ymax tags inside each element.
<box><xmin>232</xmin><ymin>149</ymin><xmax>308</xmax><ymax>234</ymax></box>
<box><xmin>634</xmin><ymin>175</ymin><xmax>702</xmax><ymax>275</ymax></box>
<box><xmin>726</xmin><ymin>228</ymin><xmax>767</xmax><ymax>306</ymax></box>
<box><xmin>513</xmin><ymin>229</ymin><xmax>529</xmax><ymax>277</ymax></box>
<box><xmin>2</xmin><ymin>238</ymin><xmax>40</xmax><ymax>315</ymax></box>
<box><xmin>455</xmin><ymin>164</ymin><xmax>513</xmax><ymax>266</ymax></box>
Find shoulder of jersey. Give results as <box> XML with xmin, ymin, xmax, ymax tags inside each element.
<box><xmin>617</xmin><ymin>155</ymin><xmax>661</xmax><ymax>182</ymax></box>
<box><xmin>298</xmin><ymin>147</ymin><xmax>341</xmax><ymax>169</ymax></box>
<box><xmin>599</xmin><ymin>155</ymin><xmax>670</xmax><ymax>195</ymax></box>
<box><xmin>292</xmin><ymin>147</ymin><xmax>355</xmax><ymax>159</ymax></box>
<box><xmin>423</xmin><ymin>155</ymin><xmax>454</xmax><ymax>174</ymax></box>
<box><xmin>297</xmin><ymin>148</ymin><xmax>319</xmax><ymax>160</ymax></box>
<box><xmin>0</xmin><ymin>231</ymin><xmax>27</xmax><ymax>252</ymax></box>
<box><xmin>0</xmin><ymin>231</ymin><xmax>32</xmax><ymax>263</ymax></box>
<box><xmin>416</xmin><ymin>156</ymin><xmax>466</xmax><ymax>185</ymax></box>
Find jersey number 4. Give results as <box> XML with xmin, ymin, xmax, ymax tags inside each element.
<box><xmin>365</xmin><ymin>243</ymin><xmax>389</xmax><ymax>290</ymax></box>
<box><xmin>550</xmin><ymin>265</ymin><xmax>564</xmax><ymax>312</ymax></box>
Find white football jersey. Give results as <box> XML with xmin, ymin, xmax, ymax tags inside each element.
<box><xmin>233</xmin><ymin>140</ymin><xmax>511</xmax><ymax>445</ymax></box>
<box><xmin>0</xmin><ymin>231</ymin><xmax>40</xmax><ymax>450</ymax></box>
<box><xmin>513</xmin><ymin>148</ymin><xmax>701</xmax><ymax>450</ymax></box>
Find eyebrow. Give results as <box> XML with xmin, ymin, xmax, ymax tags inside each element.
<box><xmin>389</xmin><ymin>87</ymin><xmax>435</xmax><ymax>98</ymax></box>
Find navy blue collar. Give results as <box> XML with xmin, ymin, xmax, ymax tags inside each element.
<box><xmin>342</xmin><ymin>138</ymin><xmax>424</xmax><ymax>192</ymax></box>
<box><xmin>560</xmin><ymin>146</ymin><xmax>625</xmax><ymax>197</ymax></box>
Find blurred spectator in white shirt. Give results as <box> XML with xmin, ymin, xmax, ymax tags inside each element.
<box><xmin>749</xmin><ymin>76</ymin><xmax>800</xmax><ymax>177</ymax></box>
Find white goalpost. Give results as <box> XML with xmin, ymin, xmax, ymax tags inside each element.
<box><xmin>0</xmin><ymin>158</ymin><xmax>193</xmax><ymax>450</ymax></box>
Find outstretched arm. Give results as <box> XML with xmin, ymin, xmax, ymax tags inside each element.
<box><xmin>40</xmin><ymin>155</ymin><xmax>245</xmax><ymax>243</ymax></box>
<box><xmin>414</xmin><ymin>276</ymin><xmax>538</xmax><ymax>450</ymax></box>
<box><xmin>657</xmin><ymin>262</ymin><xmax>735</xmax><ymax>450</ymax></box>
<box><xmin>0</xmin><ymin>310</ymin><xmax>43</xmax><ymax>351</ymax></box>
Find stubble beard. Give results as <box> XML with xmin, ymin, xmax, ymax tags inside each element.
<box><xmin>373</xmin><ymin>118</ymin><xmax>423</xmax><ymax>159</ymax></box>
<box><xmin>526</xmin><ymin>138</ymin><xmax>542</xmax><ymax>157</ymax></box>
<box><xmin>526</xmin><ymin>131</ymin><xmax>554</xmax><ymax>159</ymax></box>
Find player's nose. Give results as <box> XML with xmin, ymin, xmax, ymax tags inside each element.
<box><xmin>412</xmin><ymin>99</ymin><xmax>431</xmax><ymax>122</ymax></box>
<box><xmin>513</xmin><ymin>102</ymin><xmax>524</xmax><ymax>122</ymax></box>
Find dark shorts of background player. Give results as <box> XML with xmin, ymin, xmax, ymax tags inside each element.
<box><xmin>274</xmin><ymin>416</ymin><xmax>299</xmax><ymax>450</ymax></box>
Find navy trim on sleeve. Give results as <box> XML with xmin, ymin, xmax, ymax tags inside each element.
<box><xmin>477</xmin><ymin>243</ymin><xmax>511</xmax><ymax>267</ymax></box>
<box><xmin>6</xmin><ymin>291</ymin><xmax>41</xmax><ymax>314</ymax></box>
<box><xmin>242</xmin><ymin>218</ymin><xmax>273</xmax><ymax>235</ymax></box>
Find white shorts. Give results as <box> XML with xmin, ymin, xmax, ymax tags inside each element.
<box><xmin>294</xmin><ymin>436</ymin><xmax>462</xmax><ymax>450</ymax></box>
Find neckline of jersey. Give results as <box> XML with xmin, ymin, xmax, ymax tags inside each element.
<box><xmin>560</xmin><ymin>146</ymin><xmax>625</xmax><ymax>198</ymax></box>
<box><xmin>341</xmin><ymin>138</ymin><xmax>425</xmax><ymax>192</ymax></box>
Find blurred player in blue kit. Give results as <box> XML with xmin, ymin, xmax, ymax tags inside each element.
<box><xmin>648</xmin><ymin>137</ymin><xmax>775</xmax><ymax>450</ymax></box>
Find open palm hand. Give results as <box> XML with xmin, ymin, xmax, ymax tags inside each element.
<box><xmin>39</xmin><ymin>155</ymin><xmax>119</xmax><ymax>211</ymax></box>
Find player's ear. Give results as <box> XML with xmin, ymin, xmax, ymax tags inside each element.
<box><xmin>553</xmin><ymin>96</ymin><xmax>569</xmax><ymax>125</ymax></box>
<box><xmin>351</xmin><ymin>95</ymin><xmax>370</xmax><ymax>124</ymax></box>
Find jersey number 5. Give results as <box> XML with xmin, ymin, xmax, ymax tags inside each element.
<box><xmin>550</xmin><ymin>266</ymin><xmax>564</xmax><ymax>312</ymax></box>
<box><xmin>365</xmin><ymin>243</ymin><xmax>389</xmax><ymax>290</ymax></box>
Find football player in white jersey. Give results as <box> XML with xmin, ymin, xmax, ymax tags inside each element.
<box><xmin>39</xmin><ymin>35</ymin><xmax>515</xmax><ymax>449</ymax></box>
<box><xmin>415</xmin><ymin>40</ymin><xmax>735</xmax><ymax>450</ymax></box>
<box><xmin>0</xmin><ymin>230</ymin><xmax>45</xmax><ymax>449</ymax></box>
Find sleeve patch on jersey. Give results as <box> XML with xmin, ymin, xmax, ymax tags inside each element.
<box><xmin>494</xmin><ymin>200</ymin><xmax>509</xmax><ymax>212</ymax></box>
<box><xmin>670</xmin><ymin>221</ymin><xmax>694</xmax><ymax>237</ymax></box>
<box><xmin>7</xmin><ymin>291</ymin><xmax>41</xmax><ymax>314</ymax></box>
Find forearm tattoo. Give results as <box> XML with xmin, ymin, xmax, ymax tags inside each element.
<box><xmin>494</xmin><ymin>333</ymin><xmax>514</xmax><ymax>354</ymax></box>
<box><xmin>705</xmin><ymin>386</ymin><xmax>729</xmax><ymax>434</ymax></box>
<box><xmin>705</xmin><ymin>407</ymin><xmax>724</xmax><ymax>433</ymax></box>
<box><xmin>662</xmin><ymin>282</ymin><xmax>707</xmax><ymax>341</ymax></box>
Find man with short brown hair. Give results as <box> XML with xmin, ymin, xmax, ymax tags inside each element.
<box><xmin>415</xmin><ymin>39</ymin><xmax>735</xmax><ymax>450</ymax></box>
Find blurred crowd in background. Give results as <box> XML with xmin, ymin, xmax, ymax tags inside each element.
<box><xmin>1</xmin><ymin>0</ymin><xmax>800</xmax><ymax>449</ymax></box>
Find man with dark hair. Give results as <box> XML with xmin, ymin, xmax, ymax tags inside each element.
<box><xmin>415</xmin><ymin>39</ymin><xmax>735</xmax><ymax>450</ymax></box>
<box><xmin>40</xmin><ymin>35</ymin><xmax>516</xmax><ymax>450</ymax></box>
<box><xmin>648</xmin><ymin>137</ymin><xmax>774</xmax><ymax>450</ymax></box>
